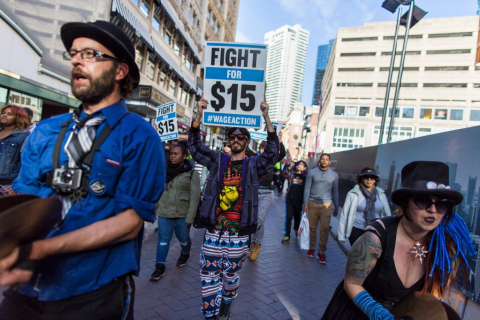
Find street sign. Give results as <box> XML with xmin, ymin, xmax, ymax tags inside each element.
<box><xmin>156</xmin><ymin>101</ymin><xmax>179</xmax><ymax>141</ymax></box>
<box><xmin>203</xmin><ymin>42</ymin><xmax>267</xmax><ymax>129</ymax></box>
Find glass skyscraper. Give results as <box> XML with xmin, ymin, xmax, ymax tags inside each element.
<box><xmin>311</xmin><ymin>39</ymin><xmax>334</xmax><ymax>106</ymax></box>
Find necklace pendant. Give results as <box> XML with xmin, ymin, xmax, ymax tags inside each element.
<box><xmin>410</xmin><ymin>242</ymin><xmax>429</xmax><ymax>264</ymax></box>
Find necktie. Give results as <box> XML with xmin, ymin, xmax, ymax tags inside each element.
<box><xmin>65</xmin><ymin>116</ymin><xmax>105</xmax><ymax>168</ymax></box>
<box><xmin>60</xmin><ymin>116</ymin><xmax>105</xmax><ymax>218</ymax></box>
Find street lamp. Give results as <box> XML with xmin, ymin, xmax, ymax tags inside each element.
<box><xmin>378</xmin><ymin>0</ymin><xmax>427</xmax><ymax>145</ymax></box>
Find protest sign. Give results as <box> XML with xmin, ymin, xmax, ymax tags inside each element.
<box><xmin>156</xmin><ymin>101</ymin><xmax>179</xmax><ymax>141</ymax></box>
<box><xmin>249</xmin><ymin>121</ymin><xmax>283</xmax><ymax>141</ymax></box>
<box><xmin>203</xmin><ymin>42</ymin><xmax>267</xmax><ymax>129</ymax></box>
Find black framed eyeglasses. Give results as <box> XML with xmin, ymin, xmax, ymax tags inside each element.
<box><xmin>63</xmin><ymin>49</ymin><xmax>120</xmax><ymax>62</ymax></box>
<box><xmin>413</xmin><ymin>196</ymin><xmax>454</xmax><ymax>215</ymax></box>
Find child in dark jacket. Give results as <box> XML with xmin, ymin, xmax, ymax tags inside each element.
<box><xmin>282</xmin><ymin>160</ymin><xmax>308</xmax><ymax>243</ymax></box>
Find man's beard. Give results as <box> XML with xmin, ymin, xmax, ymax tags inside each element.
<box><xmin>230</xmin><ymin>142</ymin><xmax>246</xmax><ymax>154</ymax></box>
<box><xmin>71</xmin><ymin>64</ymin><xmax>117</xmax><ymax>104</ymax></box>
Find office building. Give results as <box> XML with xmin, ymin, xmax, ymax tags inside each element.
<box><xmin>312</xmin><ymin>39</ymin><xmax>334</xmax><ymax>106</ymax></box>
<box><xmin>264</xmin><ymin>24</ymin><xmax>309</xmax><ymax>122</ymax></box>
<box><xmin>317</xmin><ymin>16</ymin><xmax>480</xmax><ymax>153</ymax></box>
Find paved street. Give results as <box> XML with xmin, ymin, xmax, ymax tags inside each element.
<box><xmin>135</xmin><ymin>194</ymin><xmax>347</xmax><ymax>320</ymax></box>
<box><xmin>0</xmin><ymin>193</ymin><xmax>347</xmax><ymax>320</ymax></box>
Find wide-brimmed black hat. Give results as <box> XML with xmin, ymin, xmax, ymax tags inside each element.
<box><xmin>60</xmin><ymin>20</ymin><xmax>140</xmax><ymax>86</ymax></box>
<box><xmin>391</xmin><ymin>161</ymin><xmax>463</xmax><ymax>206</ymax></box>
<box><xmin>359</xmin><ymin>167</ymin><xmax>379</xmax><ymax>179</ymax></box>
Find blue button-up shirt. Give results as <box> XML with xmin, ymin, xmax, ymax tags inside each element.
<box><xmin>12</xmin><ymin>100</ymin><xmax>166</xmax><ymax>301</ymax></box>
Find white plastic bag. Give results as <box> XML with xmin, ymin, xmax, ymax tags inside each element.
<box><xmin>298</xmin><ymin>212</ymin><xmax>310</xmax><ymax>250</ymax></box>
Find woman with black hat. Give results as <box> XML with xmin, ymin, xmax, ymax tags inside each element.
<box><xmin>338</xmin><ymin>167</ymin><xmax>391</xmax><ymax>246</ymax></box>
<box><xmin>322</xmin><ymin>161</ymin><xmax>475</xmax><ymax>320</ymax></box>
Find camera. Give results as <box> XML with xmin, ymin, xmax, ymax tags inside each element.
<box><xmin>51</xmin><ymin>167</ymin><xmax>83</xmax><ymax>193</ymax></box>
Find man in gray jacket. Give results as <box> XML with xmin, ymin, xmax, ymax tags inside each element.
<box><xmin>303</xmin><ymin>153</ymin><xmax>339</xmax><ymax>264</ymax></box>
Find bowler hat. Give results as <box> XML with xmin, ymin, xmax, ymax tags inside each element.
<box><xmin>60</xmin><ymin>20</ymin><xmax>140</xmax><ymax>86</ymax></box>
<box><xmin>391</xmin><ymin>161</ymin><xmax>463</xmax><ymax>206</ymax></box>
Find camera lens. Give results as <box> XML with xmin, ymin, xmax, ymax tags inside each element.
<box><xmin>62</xmin><ymin>170</ymin><xmax>73</xmax><ymax>183</ymax></box>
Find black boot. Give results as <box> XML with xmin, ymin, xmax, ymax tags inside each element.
<box><xmin>218</xmin><ymin>303</ymin><xmax>231</xmax><ymax>319</ymax></box>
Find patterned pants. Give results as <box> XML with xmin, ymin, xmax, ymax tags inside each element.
<box><xmin>251</xmin><ymin>189</ymin><xmax>273</xmax><ymax>244</ymax></box>
<box><xmin>200</xmin><ymin>229</ymin><xmax>249</xmax><ymax>317</ymax></box>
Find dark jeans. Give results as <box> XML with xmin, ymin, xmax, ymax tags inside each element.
<box><xmin>0</xmin><ymin>275</ymin><xmax>135</xmax><ymax>320</ymax></box>
<box><xmin>285</xmin><ymin>199</ymin><xmax>302</xmax><ymax>238</ymax></box>
<box><xmin>277</xmin><ymin>177</ymin><xmax>285</xmax><ymax>193</ymax></box>
<box><xmin>349</xmin><ymin>227</ymin><xmax>365</xmax><ymax>246</ymax></box>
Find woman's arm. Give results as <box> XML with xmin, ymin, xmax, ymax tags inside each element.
<box><xmin>344</xmin><ymin>230</ymin><xmax>382</xmax><ymax>299</ymax></box>
<box><xmin>338</xmin><ymin>192</ymin><xmax>354</xmax><ymax>242</ymax></box>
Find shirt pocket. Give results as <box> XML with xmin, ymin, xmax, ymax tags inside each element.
<box><xmin>88</xmin><ymin>153</ymin><xmax>123</xmax><ymax>197</ymax></box>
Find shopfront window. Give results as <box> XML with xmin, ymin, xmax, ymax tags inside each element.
<box><xmin>0</xmin><ymin>87</ymin><xmax>8</xmax><ymax>108</ymax></box>
<box><xmin>8</xmin><ymin>90</ymin><xmax>43</xmax><ymax>122</ymax></box>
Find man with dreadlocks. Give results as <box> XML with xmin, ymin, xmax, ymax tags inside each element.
<box><xmin>188</xmin><ymin>97</ymin><xmax>278</xmax><ymax>320</ymax></box>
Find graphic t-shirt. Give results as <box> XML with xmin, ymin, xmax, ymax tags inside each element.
<box><xmin>216</xmin><ymin>160</ymin><xmax>243</xmax><ymax>232</ymax></box>
<box><xmin>287</xmin><ymin>171</ymin><xmax>307</xmax><ymax>201</ymax></box>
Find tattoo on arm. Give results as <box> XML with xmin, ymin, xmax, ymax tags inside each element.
<box><xmin>345</xmin><ymin>232</ymin><xmax>382</xmax><ymax>286</ymax></box>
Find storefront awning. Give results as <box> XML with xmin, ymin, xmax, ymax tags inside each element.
<box><xmin>111</xmin><ymin>0</ymin><xmax>154</xmax><ymax>49</ymax></box>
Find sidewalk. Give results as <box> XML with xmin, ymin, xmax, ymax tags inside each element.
<box><xmin>135</xmin><ymin>194</ymin><xmax>347</xmax><ymax>320</ymax></box>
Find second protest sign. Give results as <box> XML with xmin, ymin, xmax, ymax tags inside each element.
<box><xmin>203</xmin><ymin>42</ymin><xmax>267</xmax><ymax>129</ymax></box>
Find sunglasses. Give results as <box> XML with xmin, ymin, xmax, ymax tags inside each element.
<box><xmin>228</xmin><ymin>134</ymin><xmax>247</xmax><ymax>141</ymax></box>
<box><xmin>363</xmin><ymin>176</ymin><xmax>377</xmax><ymax>180</ymax></box>
<box><xmin>413</xmin><ymin>196</ymin><xmax>454</xmax><ymax>214</ymax></box>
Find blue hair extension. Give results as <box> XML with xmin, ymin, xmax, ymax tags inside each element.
<box><xmin>428</xmin><ymin>213</ymin><xmax>476</xmax><ymax>285</ymax></box>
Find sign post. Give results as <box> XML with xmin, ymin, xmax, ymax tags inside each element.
<box><xmin>156</xmin><ymin>101</ymin><xmax>179</xmax><ymax>141</ymax></box>
<box><xmin>203</xmin><ymin>42</ymin><xmax>268</xmax><ymax>129</ymax></box>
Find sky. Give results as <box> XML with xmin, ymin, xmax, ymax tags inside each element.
<box><xmin>235</xmin><ymin>0</ymin><xmax>479</xmax><ymax>106</ymax></box>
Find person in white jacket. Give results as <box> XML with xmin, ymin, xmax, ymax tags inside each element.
<box><xmin>338</xmin><ymin>167</ymin><xmax>391</xmax><ymax>245</ymax></box>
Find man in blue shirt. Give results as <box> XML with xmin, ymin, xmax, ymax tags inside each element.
<box><xmin>0</xmin><ymin>21</ymin><xmax>165</xmax><ymax>319</ymax></box>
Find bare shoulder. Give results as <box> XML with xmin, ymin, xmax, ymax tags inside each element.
<box><xmin>345</xmin><ymin>231</ymin><xmax>383</xmax><ymax>285</ymax></box>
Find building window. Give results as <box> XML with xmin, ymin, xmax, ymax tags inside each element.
<box><xmin>346</xmin><ymin>106</ymin><xmax>357</xmax><ymax>116</ymax></box>
<box><xmin>383</xmin><ymin>35</ymin><xmax>423</xmax><ymax>40</ymax></box>
<box><xmin>375</xmin><ymin>107</ymin><xmax>383</xmax><ymax>117</ymax></box>
<box><xmin>168</xmin><ymin>74</ymin><xmax>177</xmax><ymax>96</ymax></box>
<box><xmin>131</xmin><ymin>0</ymin><xmax>139</xmax><ymax>5</ymax></box>
<box><xmin>425</xmin><ymin>66</ymin><xmax>469</xmax><ymax>71</ymax></box>
<box><xmin>0</xmin><ymin>87</ymin><xmax>8</xmax><ymax>108</ymax></box>
<box><xmin>381</xmin><ymin>51</ymin><xmax>421</xmax><ymax>56</ymax></box>
<box><xmin>135</xmin><ymin>42</ymin><xmax>145</xmax><ymax>71</ymax></box>
<box><xmin>379</xmin><ymin>67</ymin><xmax>419</xmax><ymax>71</ymax></box>
<box><xmin>338</xmin><ymin>68</ymin><xmax>375</xmax><ymax>72</ymax></box>
<box><xmin>146</xmin><ymin>53</ymin><xmax>155</xmax><ymax>81</ymax></box>
<box><xmin>417</xmin><ymin>128</ymin><xmax>432</xmax><ymax>137</ymax></box>
<box><xmin>140</xmin><ymin>0</ymin><xmax>150</xmax><ymax>17</ymax></box>
<box><xmin>8</xmin><ymin>90</ymin><xmax>43</xmax><ymax>121</ymax></box>
<box><xmin>174</xmin><ymin>36</ymin><xmax>181</xmax><ymax>55</ymax></box>
<box><xmin>420</xmin><ymin>108</ymin><xmax>433</xmax><ymax>119</ymax></box>
<box><xmin>333</xmin><ymin>127</ymin><xmax>365</xmax><ymax>150</ymax></box>
<box><xmin>337</xmin><ymin>83</ymin><xmax>373</xmax><ymax>87</ymax></box>
<box><xmin>428</xmin><ymin>32</ymin><xmax>473</xmax><ymax>38</ymax></box>
<box><xmin>152</xmin><ymin>16</ymin><xmax>160</xmax><ymax>32</ymax></box>
<box><xmin>388</xmin><ymin>108</ymin><xmax>400</xmax><ymax>118</ymax></box>
<box><xmin>378</xmin><ymin>83</ymin><xmax>418</xmax><ymax>87</ymax></box>
<box><xmin>402</xmin><ymin>108</ymin><xmax>414</xmax><ymax>119</ymax></box>
<box><xmin>211</xmin><ymin>16</ymin><xmax>216</xmax><ymax>28</ymax></box>
<box><xmin>470</xmin><ymin>110</ymin><xmax>480</xmax><ymax>121</ymax></box>
<box><xmin>334</xmin><ymin>105</ymin><xmax>345</xmax><ymax>116</ymax></box>
<box><xmin>342</xmin><ymin>37</ymin><xmax>378</xmax><ymax>41</ymax></box>
<box><xmin>215</xmin><ymin>24</ymin><xmax>219</xmax><ymax>34</ymax></box>
<box><xmin>426</xmin><ymin>49</ymin><xmax>471</xmax><ymax>55</ymax></box>
<box><xmin>340</xmin><ymin>52</ymin><xmax>376</xmax><ymax>57</ymax></box>
<box><xmin>434</xmin><ymin>109</ymin><xmax>448</xmax><ymax>120</ymax></box>
<box><xmin>207</xmin><ymin>11</ymin><xmax>211</xmax><ymax>21</ymax></box>
<box><xmin>181</xmin><ymin>86</ymin><xmax>188</xmax><ymax>104</ymax></box>
<box><xmin>423</xmin><ymin>83</ymin><xmax>467</xmax><ymax>88</ymax></box>
<box><xmin>450</xmin><ymin>109</ymin><xmax>463</xmax><ymax>121</ymax></box>
<box><xmin>177</xmin><ymin>81</ymin><xmax>183</xmax><ymax>98</ymax></box>
<box><xmin>373</xmin><ymin>125</ymin><xmax>413</xmax><ymax>144</ymax></box>
<box><xmin>158</xmin><ymin>67</ymin><xmax>167</xmax><ymax>88</ymax></box>
<box><xmin>359</xmin><ymin>106</ymin><xmax>370</xmax><ymax>117</ymax></box>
